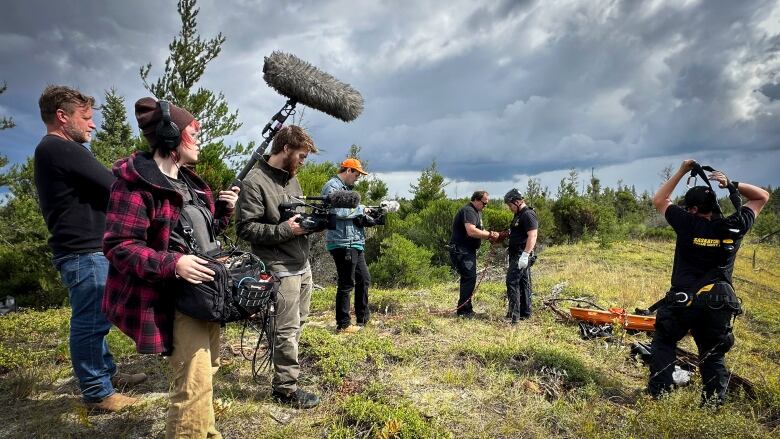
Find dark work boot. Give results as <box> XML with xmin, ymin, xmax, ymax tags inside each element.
<box><xmin>273</xmin><ymin>388</ymin><xmax>321</xmax><ymax>409</ymax></box>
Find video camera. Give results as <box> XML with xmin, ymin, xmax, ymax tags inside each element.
<box><xmin>279</xmin><ymin>190</ymin><xmax>361</xmax><ymax>233</ymax></box>
<box><xmin>362</xmin><ymin>200</ymin><xmax>400</xmax><ymax>226</ymax></box>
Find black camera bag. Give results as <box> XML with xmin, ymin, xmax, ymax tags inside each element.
<box><xmin>170</xmin><ymin>207</ymin><xmax>277</xmax><ymax>324</ymax></box>
<box><xmin>174</xmin><ymin>251</ymin><xmax>277</xmax><ymax>323</ymax></box>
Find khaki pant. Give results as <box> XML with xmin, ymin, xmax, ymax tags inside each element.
<box><xmin>272</xmin><ymin>267</ymin><xmax>312</xmax><ymax>394</ymax></box>
<box><xmin>166</xmin><ymin>310</ymin><xmax>222</xmax><ymax>438</ymax></box>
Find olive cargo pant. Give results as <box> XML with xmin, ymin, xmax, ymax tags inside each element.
<box><xmin>272</xmin><ymin>267</ymin><xmax>313</xmax><ymax>394</ymax></box>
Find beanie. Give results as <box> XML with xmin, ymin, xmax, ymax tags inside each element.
<box><xmin>134</xmin><ymin>97</ymin><xmax>195</xmax><ymax>148</ymax></box>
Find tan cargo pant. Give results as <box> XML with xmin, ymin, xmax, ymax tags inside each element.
<box><xmin>166</xmin><ymin>310</ymin><xmax>222</xmax><ymax>438</ymax></box>
<box><xmin>272</xmin><ymin>267</ymin><xmax>312</xmax><ymax>394</ymax></box>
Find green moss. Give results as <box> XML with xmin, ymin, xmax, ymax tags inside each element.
<box><xmin>0</xmin><ymin>308</ymin><xmax>70</xmax><ymax>343</ymax></box>
<box><xmin>338</xmin><ymin>394</ymin><xmax>452</xmax><ymax>438</ymax></box>
<box><xmin>300</xmin><ymin>326</ymin><xmax>398</xmax><ymax>386</ymax></box>
<box><xmin>397</xmin><ymin>310</ymin><xmax>436</xmax><ymax>335</ymax></box>
<box><xmin>0</xmin><ymin>345</ymin><xmax>42</xmax><ymax>372</ymax></box>
<box><xmin>628</xmin><ymin>391</ymin><xmax>773</xmax><ymax>438</ymax></box>
<box><xmin>522</xmin><ymin>344</ymin><xmax>596</xmax><ymax>386</ymax></box>
<box><xmin>309</xmin><ymin>286</ymin><xmax>336</xmax><ymax>314</ymax></box>
<box><xmin>460</xmin><ymin>338</ymin><xmax>596</xmax><ymax>388</ymax></box>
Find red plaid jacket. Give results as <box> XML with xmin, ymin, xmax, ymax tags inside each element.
<box><xmin>102</xmin><ymin>152</ymin><xmax>233</xmax><ymax>354</ymax></box>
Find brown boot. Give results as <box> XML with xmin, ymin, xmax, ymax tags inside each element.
<box><xmin>337</xmin><ymin>324</ymin><xmax>362</xmax><ymax>334</ymax></box>
<box><xmin>85</xmin><ymin>393</ymin><xmax>138</xmax><ymax>412</ymax></box>
<box><xmin>112</xmin><ymin>371</ymin><xmax>148</xmax><ymax>388</ymax></box>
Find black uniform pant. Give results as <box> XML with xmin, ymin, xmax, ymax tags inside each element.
<box><xmin>648</xmin><ymin>303</ymin><xmax>736</xmax><ymax>403</ymax></box>
<box><xmin>330</xmin><ymin>247</ymin><xmax>370</xmax><ymax>328</ymax></box>
<box><xmin>506</xmin><ymin>252</ymin><xmax>533</xmax><ymax>319</ymax></box>
<box><xmin>449</xmin><ymin>247</ymin><xmax>477</xmax><ymax>315</ymax></box>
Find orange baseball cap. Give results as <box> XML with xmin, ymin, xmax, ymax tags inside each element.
<box><xmin>340</xmin><ymin>158</ymin><xmax>368</xmax><ymax>175</ymax></box>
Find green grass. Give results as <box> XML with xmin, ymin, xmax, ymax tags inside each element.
<box><xmin>1</xmin><ymin>240</ymin><xmax>778</xmax><ymax>438</ymax></box>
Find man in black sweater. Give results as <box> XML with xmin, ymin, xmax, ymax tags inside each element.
<box><xmin>33</xmin><ymin>85</ymin><xmax>144</xmax><ymax>412</ymax></box>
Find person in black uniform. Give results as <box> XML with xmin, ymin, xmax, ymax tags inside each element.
<box><xmin>503</xmin><ymin>189</ymin><xmax>538</xmax><ymax>323</ymax></box>
<box><xmin>449</xmin><ymin>191</ymin><xmax>499</xmax><ymax>318</ymax></box>
<box><xmin>648</xmin><ymin>159</ymin><xmax>768</xmax><ymax>405</ymax></box>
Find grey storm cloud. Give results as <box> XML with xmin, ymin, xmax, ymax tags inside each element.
<box><xmin>759</xmin><ymin>82</ymin><xmax>780</xmax><ymax>101</ymax></box>
<box><xmin>1</xmin><ymin>0</ymin><xmax>778</xmax><ymax>194</ymax></box>
<box><xmin>345</xmin><ymin>0</ymin><xmax>780</xmax><ymax>181</ymax></box>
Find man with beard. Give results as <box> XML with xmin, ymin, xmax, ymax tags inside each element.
<box><xmin>33</xmin><ymin>85</ymin><xmax>146</xmax><ymax>412</ymax></box>
<box><xmin>236</xmin><ymin>125</ymin><xmax>320</xmax><ymax>409</ymax></box>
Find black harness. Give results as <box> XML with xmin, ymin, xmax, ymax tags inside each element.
<box><xmin>643</xmin><ymin>163</ymin><xmax>747</xmax><ymax>317</ymax></box>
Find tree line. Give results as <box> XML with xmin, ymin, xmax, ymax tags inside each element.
<box><xmin>1</xmin><ymin>0</ymin><xmax>777</xmax><ymax>308</ymax></box>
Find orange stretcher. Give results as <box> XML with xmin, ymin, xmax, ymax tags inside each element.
<box><xmin>569</xmin><ymin>307</ymin><xmax>656</xmax><ymax>332</ymax></box>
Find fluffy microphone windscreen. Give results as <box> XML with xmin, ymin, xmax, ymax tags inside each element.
<box><xmin>263</xmin><ymin>51</ymin><xmax>364</xmax><ymax>122</ymax></box>
<box><xmin>380</xmin><ymin>200</ymin><xmax>400</xmax><ymax>213</ymax></box>
<box><xmin>328</xmin><ymin>190</ymin><xmax>361</xmax><ymax>208</ymax></box>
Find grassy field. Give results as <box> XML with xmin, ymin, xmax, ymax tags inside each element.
<box><xmin>1</xmin><ymin>240</ymin><xmax>778</xmax><ymax>438</ymax></box>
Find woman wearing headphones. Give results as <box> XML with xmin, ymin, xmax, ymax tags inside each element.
<box><xmin>102</xmin><ymin>97</ymin><xmax>239</xmax><ymax>438</ymax></box>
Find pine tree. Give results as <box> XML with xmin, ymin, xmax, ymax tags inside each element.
<box><xmin>0</xmin><ymin>87</ymin><xmax>9</xmax><ymax>183</ymax></box>
<box><xmin>556</xmin><ymin>168</ymin><xmax>579</xmax><ymax>198</ymax></box>
<box><xmin>90</xmin><ymin>88</ymin><xmax>138</xmax><ymax>167</ymax></box>
<box><xmin>0</xmin><ymin>157</ymin><xmax>65</xmax><ymax>307</ymax></box>
<box><xmin>525</xmin><ymin>178</ymin><xmax>548</xmax><ymax>203</ymax></box>
<box><xmin>410</xmin><ymin>160</ymin><xmax>448</xmax><ymax>211</ymax></box>
<box><xmin>0</xmin><ymin>155</ymin><xmax>7</xmax><ymax>188</ymax></box>
<box><xmin>659</xmin><ymin>165</ymin><xmax>673</xmax><ymax>184</ymax></box>
<box><xmin>0</xmin><ymin>82</ymin><xmax>14</xmax><ymax>130</ymax></box>
<box><xmin>364</xmin><ymin>179</ymin><xmax>389</xmax><ymax>205</ymax></box>
<box><xmin>586</xmin><ymin>168</ymin><xmax>601</xmax><ymax>200</ymax></box>
<box><xmin>139</xmin><ymin>0</ymin><xmax>247</xmax><ymax>190</ymax></box>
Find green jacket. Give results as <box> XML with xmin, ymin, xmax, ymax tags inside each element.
<box><xmin>236</xmin><ymin>156</ymin><xmax>310</xmax><ymax>272</ymax></box>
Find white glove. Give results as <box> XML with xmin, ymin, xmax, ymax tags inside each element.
<box><xmin>517</xmin><ymin>251</ymin><xmax>530</xmax><ymax>269</ymax></box>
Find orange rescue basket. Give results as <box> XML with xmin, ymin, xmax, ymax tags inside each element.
<box><xmin>569</xmin><ymin>307</ymin><xmax>656</xmax><ymax>332</ymax></box>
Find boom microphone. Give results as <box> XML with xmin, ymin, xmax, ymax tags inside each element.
<box><xmin>296</xmin><ymin>190</ymin><xmax>361</xmax><ymax>209</ymax></box>
<box><xmin>263</xmin><ymin>51</ymin><xmax>364</xmax><ymax>122</ymax></box>
<box><xmin>326</xmin><ymin>190</ymin><xmax>361</xmax><ymax>208</ymax></box>
<box><xmin>233</xmin><ymin>51</ymin><xmax>365</xmax><ymax>186</ymax></box>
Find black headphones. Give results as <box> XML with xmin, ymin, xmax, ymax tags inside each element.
<box><xmin>155</xmin><ymin>100</ymin><xmax>181</xmax><ymax>152</ymax></box>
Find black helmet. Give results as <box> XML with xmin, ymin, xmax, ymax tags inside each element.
<box><xmin>503</xmin><ymin>188</ymin><xmax>523</xmax><ymax>204</ymax></box>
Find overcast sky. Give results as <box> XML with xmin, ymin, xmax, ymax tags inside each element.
<box><xmin>1</xmin><ymin>0</ymin><xmax>778</xmax><ymax>200</ymax></box>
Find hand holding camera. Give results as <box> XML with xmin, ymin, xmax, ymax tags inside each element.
<box><xmin>286</xmin><ymin>214</ymin><xmax>308</xmax><ymax>236</ymax></box>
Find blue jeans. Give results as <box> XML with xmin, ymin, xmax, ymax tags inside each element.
<box><xmin>53</xmin><ymin>252</ymin><xmax>116</xmax><ymax>402</ymax></box>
